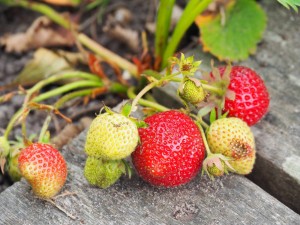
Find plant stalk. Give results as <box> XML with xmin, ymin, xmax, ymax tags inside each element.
<box><xmin>78</xmin><ymin>33</ymin><xmax>138</xmax><ymax>77</ymax></box>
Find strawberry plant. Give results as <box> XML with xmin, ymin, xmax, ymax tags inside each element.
<box><xmin>0</xmin><ymin>0</ymin><xmax>290</xmax><ymax>204</ymax></box>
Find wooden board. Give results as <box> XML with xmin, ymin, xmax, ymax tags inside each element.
<box><xmin>0</xmin><ymin>131</ymin><xmax>299</xmax><ymax>225</ymax></box>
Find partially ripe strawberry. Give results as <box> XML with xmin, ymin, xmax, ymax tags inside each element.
<box><xmin>132</xmin><ymin>110</ymin><xmax>205</xmax><ymax>187</ymax></box>
<box><xmin>18</xmin><ymin>143</ymin><xmax>67</xmax><ymax>198</ymax></box>
<box><xmin>206</xmin><ymin>117</ymin><xmax>256</xmax><ymax>175</ymax></box>
<box><xmin>85</xmin><ymin>112</ymin><xmax>139</xmax><ymax>160</ymax></box>
<box><xmin>216</xmin><ymin>66</ymin><xmax>270</xmax><ymax>126</ymax></box>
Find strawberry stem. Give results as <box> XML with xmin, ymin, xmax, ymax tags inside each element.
<box><xmin>130</xmin><ymin>82</ymin><xmax>158</xmax><ymax>113</ymax></box>
<box><xmin>3</xmin><ymin>72</ymin><xmax>103</xmax><ymax>139</ymax></box>
<box><xmin>201</xmin><ymin>82</ymin><xmax>224</xmax><ymax>96</ymax></box>
<box><xmin>196</xmin><ymin>121</ymin><xmax>212</xmax><ymax>155</ymax></box>
<box><xmin>127</xmin><ymin>87</ymin><xmax>169</xmax><ymax>112</ymax></box>
<box><xmin>38</xmin><ymin>115</ymin><xmax>51</xmax><ymax>143</ymax></box>
<box><xmin>33</xmin><ymin>80</ymin><xmax>103</xmax><ymax>103</ymax></box>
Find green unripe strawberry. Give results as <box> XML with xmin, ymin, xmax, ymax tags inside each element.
<box><xmin>178</xmin><ymin>77</ymin><xmax>206</xmax><ymax>106</ymax></box>
<box><xmin>84</xmin><ymin>156</ymin><xmax>124</xmax><ymax>188</ymax></box>
<box><xmin>206</xmin><ymin>117</ymin><xmax>256</xmax><ymax>175</ymax></box>
<box><xmin>85</xmin><ymin>112</ymin><xmax>139</xmax><ymax>160</ymax></box>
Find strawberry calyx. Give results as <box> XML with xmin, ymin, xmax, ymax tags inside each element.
<box><xmin>198</xmin><ymin>63</ymin><xmax>235</xmax><ymax>117</ymax></box>
<box><xmin>202</xmin><ymin>153</ymin><xmax>235</xmax><ymax>180</ymax></box>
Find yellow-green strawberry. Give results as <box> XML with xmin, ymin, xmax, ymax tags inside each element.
<box><xmin>206</xmin><ymin>117</ymin><xmax>256</xmax><ymax>175</ymax></box>
<box><xmin>85</xmin><ymin>112</ymin><xmax>139</xmax><ymax>160</ymax></box>
<box><xmin>178</xmin><ymin>77</ymin><xmax>206</xmax><ymax>106</ymax></box>
<box><xmin>18</xmin><ymin>143</ymin><xmax>67</xmax><ymax>198</ymax></box>
<box><xmin>84</xmin><ymin>156</ymin><xmax>125</xmax><ymax>188</ymax></box>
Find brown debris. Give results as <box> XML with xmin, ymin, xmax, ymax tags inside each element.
<box><xmin>0</xmin><ymin>15</ymin><xmax>76</xmax><ymax>53</ymax></box>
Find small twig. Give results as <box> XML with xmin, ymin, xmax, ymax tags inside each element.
<box><xmin>46</xmin><ymin>198</ymin><xmax>77</xmax><ymax>220</ymax></box>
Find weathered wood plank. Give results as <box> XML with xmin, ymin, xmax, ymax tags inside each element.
<box><xmin>0</xmin><ymin>130</ymin><xmax>299</xmax><ymax>225</ymax></box>
<box><xmin>154</xmin><ymin>0</ymin><xmax>300</xmax><ymax>213</ymax></box>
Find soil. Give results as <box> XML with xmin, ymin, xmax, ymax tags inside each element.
<box><xmin>0</xmin><ymin>1</ymin><xmax>197</xmax><ymax>192</ymax></box>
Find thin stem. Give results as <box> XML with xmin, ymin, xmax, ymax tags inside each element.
<box><xmin>27</xmin><ymin>71</ymin><xmax>101</xmax><ymax>97</ymax></box>
<box><xmin>33</xmin><ymin>80</ymin><xmax>102</xmax><ymax>103</ymax></box>
<box><xmin>161</xmin><ymin>0</ymin><xmax>212</xmax><ymax>68</ymax></box>
<box><xmin>38</xmin><ymin>115</ymin><xmax>51</xmax><ymax>143</ymax></box>
<box><xmin>196</xmin><ymin>121</ymin><xmax>212</xmax><ymax>155</ymax></box>
<box><xmin>78</xmin><ymin>33</ymin><xmax>138</xmax><ymax>77</ymax></box>
<box><xmin>6</xmin><ymin>0</ymin><xmax>72</xmax><ymax>29</ymax></box>
<box><xmin>54</xmin><ymin>89</ymin><xmax>96</xmax><ymax>109</ymax></box>
<box><xmin>190</xmin><ymin>113</ymin><xmax>209</xmax><ymax>129</ymax></box>
<box><xmin>4</xmin><ymin>109</ymin><xmax>22</xmax><ymax>139</ymax></box>
<box><xmin>127</xmin><ymin>87</ymin><xmax>169</xmax><ymax>112</ymax></box>
<box><xmin>131</xmin><ymin>82</ymin><xmax>157</xmax><ymax>112</ymax></box>
<box><xmin>4</xmin><ymin>72</ymin><xmax>100</xmax><ymax>139</ymax></box>
<box><xmin>201</xmin><ymin>83</ymin><xmax>224</xmax><ymax>96</ymax></box>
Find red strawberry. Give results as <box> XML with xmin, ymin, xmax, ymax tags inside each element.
<box><xmin>212</xmin><ymin>66</ymin><xmax>270</xmax><ymax>126</ymax></box>
<box><xmin>132</xmin><ymin>110</ymin><xmax>205</xmax><ymax>187</ymax></box>
<box><xmin>18</xmin><ymin>143</ymin><xmax>67</xmax><ymax>199</ymax></box>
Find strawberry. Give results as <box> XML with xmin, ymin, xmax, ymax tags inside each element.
<box><xmin>18</xmin><ymin>143</ymin><xmax>67</xmax><ymax>198</ymax></box>
<box><xmin>84</xmin><ymin>156</ymin><xmax>125</xmax><ymax>188</ymax></box>
<box><xmin>178</xmin><ymin>77</ymin><xmax>207</xmax><ymax>106</ymax></box>
<box><xmin>85</xmin><ymin>112</ymin><xmax>139</xmax><ymax>160</ymax></box>
<box><xmin>213</xmin><ymin>66</ymin><xmax>270</xmax><ymax>126</ymax></box>
<box><xmin>206</xmin><ymin>117</ymin><xmax>256</xmax><ymax>175</ymax></box>
<box><xmin>132</xmin><ymin>110</ymin><xmax>205</xmax><ymax>187</ymax></box>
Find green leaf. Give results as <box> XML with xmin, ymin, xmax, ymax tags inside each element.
<box><xmin>196</xmin><ymin>0</ymin><xmax>267</xmax><ymax>61</ymax></box>
<box><xmin>277</xmin><ymin>0</ymin><xmax>300</xmax><ymax>11</ymax></box>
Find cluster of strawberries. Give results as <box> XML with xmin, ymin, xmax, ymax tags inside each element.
<box><xmin>18</xmin><ymin>61</ymin><xmax>269</xmax><ymax>199</ymax></box>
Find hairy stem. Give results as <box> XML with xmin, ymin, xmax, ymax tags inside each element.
<box><xmin>38</xmin><ymin>115</ymin><xmax>51</xmax><ymax>143</ymax></box>
<box><xmin>131</xmin><ymin>82</ymin><xmax>157</xmax><ymax>112</ymax></box>
<box><xmin>127</xmin><ymin>87</ymin><xmax>169</xmax><ymax>112</ymax></box>
<box><xmin>197</xmin><ymin>121</ymin><xmax>212</xmax><ymax>155</ymax></box>
<box><xmin>33</xmin><ymin>80</ymin><xmax>103</xmax><ymax>103</ymax></box>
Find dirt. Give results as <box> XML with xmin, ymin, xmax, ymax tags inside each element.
<box><xmin>0</xmin><ymin>1</ymin><xmax>198</xmax><ymax>192</ymax></box>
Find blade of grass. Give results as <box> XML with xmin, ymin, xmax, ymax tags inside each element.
<box><xmin>155</xmin><ymin>0</ymin><xmax>176</xmax><ymax>59</ymax></box>
<box><xmin>161</xmin><ymin>0</ymin><xmax>212</xmax><ymax>69</ymax></box>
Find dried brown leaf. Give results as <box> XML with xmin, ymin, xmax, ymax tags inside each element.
<box><xmin>0</xmin><ymin>15</ymin><xmax>76</xmax><ymax>53</ymax></box>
